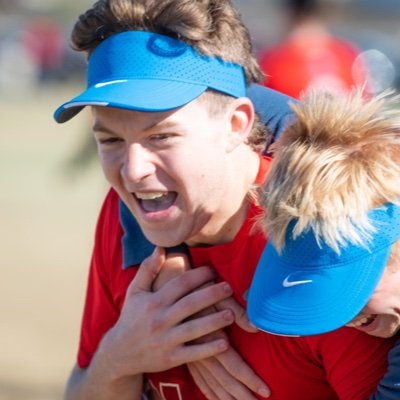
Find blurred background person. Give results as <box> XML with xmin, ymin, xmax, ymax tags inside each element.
<box><xmin>258</xmin><ymin>0</ymin><xmax>368</xmax><ymax>98</ymax></box>
<box><xmin>22</xmin><ymin>17</ymin><xmax>64</xmax><ymax>83</ymax></box>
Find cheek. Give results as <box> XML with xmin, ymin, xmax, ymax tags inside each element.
<box><xmin>98</xmin><ymin>150</ymin><xmax>123</xmax><ymax>180</ymax></box>
<box><xmin>364</xmin><ymin>268</ymin><xmax>400</xmax><ymax>314</ymax></box>
<box><xmin>364</xmin><ymin>294</ymin><xmax>386</xmax><ymax>314</ymax></box>
<box><xmin>364</xmin><ymin>280</ymin><xmax>389</xmax><ymax>314</ymax></box>
<box><xmin>364</xmin><ymin>284</ymin><xmax>396</xmax><ymax>315</ymax></box>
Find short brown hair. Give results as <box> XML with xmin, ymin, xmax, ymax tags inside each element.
<box><xmin>71</xmin><ymin>0</ymin><xmax>266</xmax><ymax>149</ymax></box>
<box><xmin>71</xmin><ymin>0</ymin><xmax>263</xmax><ymax>85</ymax></box>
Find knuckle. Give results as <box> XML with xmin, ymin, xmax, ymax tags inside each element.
<box><xmin>164</xmin><ymin>351</ymin><xmax>179</xmax><ymax>367</ymax></box>
<box><xmin>180</xmin><ymin>267</ymin><xmax>212</xmax><ymax>288</ymax></box>
<box><xmin>148</xmin><ymin>315</ymin><xmax>165</xmax><ymax>333</ymax></box>
<box><xmin>177</xmin><ymin>271</ymin><xmax>197</xmax><ymax>288</ymax></box>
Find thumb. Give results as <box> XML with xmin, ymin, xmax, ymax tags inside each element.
<box><xmin>128</xmin><ymin>246</ymin><xmax>166</xmax><ymax>294</ymax></box>
<box><xmin>216</xmin><ymin>297</ymin><xmax>259</xmax><ymax>333</ymax></box>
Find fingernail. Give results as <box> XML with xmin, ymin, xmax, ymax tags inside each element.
<box><xmin>222</xmin><ymin>282</ymin><xmax>232</xmax><ymax>294</ymax></box>
<box><xmin>217</xmin><ymin>339</ymin><xmax>228</xmax><ymax>350</ymax></box>
<box><xmin>259</xmin><ymin>387</ymin><xmax>270</xmax><ymax>398</ymax></box>
<box><xmin>223</xmin><ymin>310</ymin><xmax>233</xmax><ymax>321</ymax></box>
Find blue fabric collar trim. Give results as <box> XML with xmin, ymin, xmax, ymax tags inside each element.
<box><xmin>120</xmin><ymin>199</ymin><xmax>155</xmax><ymax>268</ymax></box>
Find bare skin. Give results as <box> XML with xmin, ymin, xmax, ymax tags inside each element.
<box><xmin>64</xmin><ymin>248</ymin><xmax>239</xmax><ymax>400</ymax></box>
<box><xmin>346</xmin><ymin>259</ymin><xmax>400</xmax><ymax>338</ymax></box>
<box><xmin>154</xmin><ymin>251</ymin><xmax>400</xmax><ymax>400</ymax></box>
<box><xmin>152</xmin><ymin>251</ymin><xmax>270</xmax><ymax>400</ymax></box>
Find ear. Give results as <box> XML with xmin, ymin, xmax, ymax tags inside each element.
<box><xmin>226</xmin><ymin>97</ymin><xmax>255</xmax><ymax>153</ymax></box>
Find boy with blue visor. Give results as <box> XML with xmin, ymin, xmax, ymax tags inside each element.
<box><xmin>248</xmin><ymin>90</ymin><xmax>400</xmax><ymax>399</ymax></box>
<box><xmin>55</xmin><ymin>1</ymin><xmax>397</xmax><ymax>399</ymax></box>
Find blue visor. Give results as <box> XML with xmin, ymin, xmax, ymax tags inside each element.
<box><xmin>54</xmin><ymin>30</ymin><xmax>246</xmax><ymax>123</ymax></box>
<box><xmin>247</xmin><ymin>203</ymin><xmax>400</xmax><ymax>336</ymax></box>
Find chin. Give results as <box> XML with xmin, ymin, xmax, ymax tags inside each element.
<box><xmin>142</xmin><ymin>230</ymin><xmax>184</xmax><ymax>248</ymax></box>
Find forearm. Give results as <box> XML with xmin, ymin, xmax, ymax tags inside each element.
<box><xmin>65</xmin><ymin>249</ymin><xmax>235</xmax><ymax>399</ymax></box>
<box><xmin>65</xmin><ymin>363</ymin><xmax>143</xmax><ymax>400</ymax></box>
<box><xmin>65</xmin><ymin>336</ymin><xmax>144</xmax><ymax>400</ymax></box>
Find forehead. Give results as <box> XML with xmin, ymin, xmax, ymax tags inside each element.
<box><xmin>91</xmin><ymin>105</ymin><xmax>175</xmax><ymax>128</ymax></box>
<box><xmin>91</xmin><ymin>95</ymin><xmax>217</xmax><ymax>134</ymax></box>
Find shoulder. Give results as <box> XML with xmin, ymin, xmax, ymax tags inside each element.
<box><xmin>97</xmin><ymin>187</ymin><xmax>120</xmax><ymax>221</ymax></box>
<box><xmin>93</xmin><ymin>188</ymin><xmax>124</xmax><ymax>263</ymax></box>
<box><xmin>96</xmin><ymin>188</ymin><xmax>121</xmax><ymax>235</ymax></box>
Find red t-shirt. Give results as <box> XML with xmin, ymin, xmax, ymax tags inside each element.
<box><xmin>78</xmin><ymin>159</ymin><xmax>394</xmax><ymax>399</ymax></box>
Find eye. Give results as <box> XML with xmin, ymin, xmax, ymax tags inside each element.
<box><xmin>148</xmin><ymin>133</ymin><xmax>179</xmax><ymax>146</ymax></box>
<box><xmin>96</xmin><ymin>136</ymin><xmax>123</xmax><ymax>145</ymax></box>
<box><xmin>150</xmin><ymin>133</ymin><xmax>174</xmax><ymax>141</ymax></box>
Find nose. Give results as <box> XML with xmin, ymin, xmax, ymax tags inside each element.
<box><xmin>121</xmin><ymin>143</ymin><xmax>156</xmax><ymax>184</ymax></box>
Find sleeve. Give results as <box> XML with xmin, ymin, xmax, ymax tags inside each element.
<box><xmin>309</xmin><ymin>328</ymin><xmax>397</xmax><ymax>400</ymax></box>
<box><xmin>77</xmin><ymin>188</ymin><xmax>136</xmax><ymax>368</ymax></box>
<box><xmin>369</xmin><ymin>338</ymin><xmax>400</xmax><ymax>400</ymax></box>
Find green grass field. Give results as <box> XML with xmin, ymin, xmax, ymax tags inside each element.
<box><xmin>0</xmin><ymin>85</ymin><xmax>108</xmax><ymax>399</ymax></box>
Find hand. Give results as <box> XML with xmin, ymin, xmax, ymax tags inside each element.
<box><xmin>187</xmin><ymin>303</ymin><xmax>270</xmax><ymax>399</ymax></box>
<box><xmin>187</xmin><ymin>331</ymin><xmax>270</xmax><ymax>400</ymax></box>
<box><xmin>153</xmin><ymin>251</ymin><xmax>258</xmax><ymax>333</ymax></box>
<box><xmin>98</xmin><ymin>247</ymin><xmax>235</xmax><ymax>380</ymax></box>
<box><xmin>153</xmin><ymin>252</ymin><xmax>269</xmax><ymax>399</ymax></box>
<box><xmin>152</xmin><ymin>249</ymin><xmax>191</xmax><ymax>291</ymax></box>
<box><xmin>215</xmin><ymin>297</ymin><xmax>258</xmax><ymax>333</ymax></box>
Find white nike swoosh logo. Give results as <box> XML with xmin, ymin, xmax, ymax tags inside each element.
<box><xmin>95</xmin><ymin>79</ymin><xmax>128</xmax><ymax>88</ymax></box>
<box><xmin>282</xmin><ymin>277</ymin><xmax>313</xmax><ymax>288</ymax></box>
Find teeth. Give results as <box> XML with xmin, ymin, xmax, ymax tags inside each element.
<box><xmin>346</xmin><ymin>315</ymin><xmax>375</xmax><ymax>327</ymax></box>
<box><xmin>136</xmin><ymin>192</ymin><xmax>167</xmax><ymax>200</ymax></box>
<box><xmin>348</xmin><ymin>318</ymin><xmax>368</xmax><ymax>327</ymax></box>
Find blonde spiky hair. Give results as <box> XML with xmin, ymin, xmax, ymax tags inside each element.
<box><xmin>260</xmin><ymin>89</ymin><xmax>400</xmax><ymax>254</ymax></box>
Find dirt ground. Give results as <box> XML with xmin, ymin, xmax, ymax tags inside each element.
<box><xmin>0</xmin><ymin>86</ymin><xmax>108</xmax><ymax>399</ymax></box>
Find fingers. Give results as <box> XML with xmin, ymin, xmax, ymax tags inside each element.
<box><xmin>171</xmin><ymin>338</ymin><xmax>229</xmax><ymax>366</ymax></box>
<box><xmin>152</xmin><ymin>251</ymin><xmax>191</xmax><ymax>292</ymax></box>
<box><xmin>216</xmin><ymin>298</ymin><xmax>258</xmax><ymax>333</ymax></box>
<box><xmin>189</xmin><ymin>355</ymin><xmax>265</xmax><ymax>400</ymax></box>
<box><xmin>128</xmin><ymin>247</ymin><xmax>166</xmax><ymax>294</ymax></box>
<box><xmin>155</xmin><ymin>266</ymin><xmax>221</xmax><ymax>306</ymax></box>
<box><xmin>166</xmin><ymin>281</ymin><xmax>234</xmax><ymax>324</ymax></box>
<box><xmin>188</xmin><ymin>362</ymin><xmax>219</xmax><ymax>400</ymax></box>
<box><xmin>172</xmin><ymin>309</ymin><xmax>234</xmax><ymax>344</ymax></box>
<box><xmin>190</xmin><ymin>361</ymin><xmax>235</xmax><ymax>400</ymax></box>
<box><xmin>215</xmin><ymin>350</ymin><xmax>270</xmax><ymax>398</ymax></box>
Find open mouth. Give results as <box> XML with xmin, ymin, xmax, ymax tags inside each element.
<box><xmin>346</xmin><ymin>314</ymin><xmax>377</xmax><ymax>328</ymax></box>
<box><xmin>135</xmin><ymin>191</ymin><xmax>177</xmax><ymax>212</ymax></box>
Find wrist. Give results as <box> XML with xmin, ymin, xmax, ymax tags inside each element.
<box><xmin>87</xmin><ymin>343</ymin><xmax>144</xmax><ymax>399</ymax></box>
<box><xmin>96</xmin><ymin>327</ymin><xmax>143</xmax><ymax>380</ymax></box>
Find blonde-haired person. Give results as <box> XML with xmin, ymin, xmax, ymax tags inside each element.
<box><xmin>248</xmin><ymin>89</ymin><xmax>400</xmax><ymax>399</ymax></box>
<box><xmin>55</xmin><ymin>0</ymin><xmax>394</xmax><ymax>399</ymax></box>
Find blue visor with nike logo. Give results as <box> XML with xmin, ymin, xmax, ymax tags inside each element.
<box><xmin>54</xmin><ymin>30</ymin><xmax>246</xmax><ymax>123</ymax></box>
<box><xmin>247</xmin><ymin>202</ymin><xmax>400</xmax><ymax>336</ymax></box>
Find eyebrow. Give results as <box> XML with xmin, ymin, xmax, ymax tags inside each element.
<box><xmin>92</xmin><ymin>118</ymin><xmax>179</xmax><ymax>135</ymax></box>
